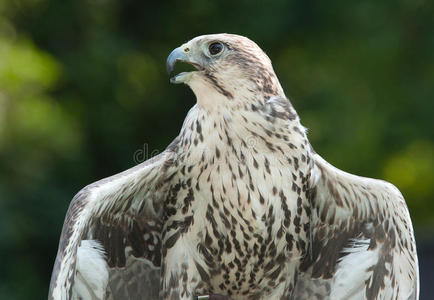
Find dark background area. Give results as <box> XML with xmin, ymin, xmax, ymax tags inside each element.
<box><xmin>0</xmin><ymin>0</ymin><xmax>433</xmax><ymax>299</ymax></box>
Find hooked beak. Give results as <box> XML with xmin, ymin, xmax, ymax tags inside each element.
<box><xmin>166</xmin><ymin>46</ymin><xmax>203</xmax><ymax>84</ymax></box>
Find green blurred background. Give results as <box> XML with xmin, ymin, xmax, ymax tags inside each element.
<box><xmin>0</xmin><ymin>0</ymin><xmax>433</xmax><ymax>299</ymax></box>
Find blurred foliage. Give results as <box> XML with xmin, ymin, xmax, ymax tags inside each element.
<box><xmin>0</xmin><ymin>0</ymin><xmax>432</xmax><ymax>299</ymax></box>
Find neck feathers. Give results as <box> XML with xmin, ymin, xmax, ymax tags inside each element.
<box><xmin>178</xmin><ymin>95</ymin><xmax>307</xmax><ymax>165</ymax></box>
<box><xmin>187</xmin><ymin>71</ymin><xmax>284</xmax><ymax>112</ymax></box>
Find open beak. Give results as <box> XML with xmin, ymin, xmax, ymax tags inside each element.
<box><xmin>166</xmin><ymin>46</ymin><xmax>203</xmax><ymax>84</ymax></box>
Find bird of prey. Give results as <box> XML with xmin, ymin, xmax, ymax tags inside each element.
<box><xmin>49</xmin><ymin>34</ymin><xmax>419</xmax><ymax>300</ymax></box>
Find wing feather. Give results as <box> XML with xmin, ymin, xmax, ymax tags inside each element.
<box><xmin>49</xmin><ymin>139</ymin><xmax>180</xmax><ymax>300</ymax></box>
<box><xmin>293</xmin><ymin>154</ymin><xmax>419</xmax><ymax>300</ymax></box>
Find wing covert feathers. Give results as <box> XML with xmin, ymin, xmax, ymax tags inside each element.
<box><xmin>49</xmin><ymin>143</ymin><xmax>179</xmax><ymax>300</ymax></box>
<box><xmin>293</xmin><ymin>154</ymin><xmax>419</xmax><ymax>300</ymax></box>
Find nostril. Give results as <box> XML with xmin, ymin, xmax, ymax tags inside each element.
<box><xmin>184</xmin><ymin>47</ymin><xmax>190</xmax><ymax>53</ymax></box>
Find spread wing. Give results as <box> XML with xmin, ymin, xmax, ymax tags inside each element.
<box><xmin>49</xmin><ymin>139</ymin><xmax>180</xmax><ymax>300</ymax></box>
<box><xmin>293</xmin><ymin>154</ymin><xmax>419</xmax><ymax>300</ymax></box>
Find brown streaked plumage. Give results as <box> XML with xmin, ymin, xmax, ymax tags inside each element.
<box><xmin>49</xmin><ymin>34</ymin><xmax>419</xmax><ymax>300</ymax></box>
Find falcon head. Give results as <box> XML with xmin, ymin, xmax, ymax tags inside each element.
<box><xmin>166</xmin><ymin>34</ymin><xmax>284</xmax><ymax>103</ymax></box>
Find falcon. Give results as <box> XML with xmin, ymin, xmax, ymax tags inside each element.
<box><xmin>49</xmin><ymin>34</ymin><xmax>419</xmax><ymax>300</ymax></box>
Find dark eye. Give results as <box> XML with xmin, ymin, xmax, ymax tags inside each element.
<box><xmin>209</xmin><ymin>42</ymin><xmax>223</xmax><ymax>55</ymax></box>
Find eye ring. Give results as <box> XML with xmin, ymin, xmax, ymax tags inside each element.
<box><xmin>208</xmin><ymin>42</ymin><xmax>223</xmax><ymax>56</ymax></box>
